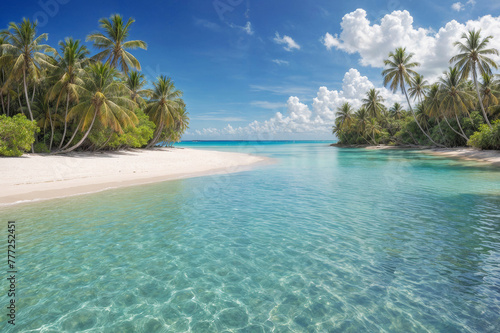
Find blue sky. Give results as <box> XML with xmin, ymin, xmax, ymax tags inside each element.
<box><xmin>1</xmin><ymin>0</ymin><xmax>499</xmax><ymax>140</ymax></box>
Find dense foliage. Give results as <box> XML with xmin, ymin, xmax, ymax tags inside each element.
<box><xmin>0</xmin><ymin>114</ymin><xmax>39</xmax><ymax>156</ymax></box>
<box><xmin>0</xmin><ymin>14</ymin><xmax>189</xmax><ymax>156</ymax></box>
<box><xmin>333</xmin><ymin>29</ymin><xmax>500</xmax><ymax>149</ymax></box>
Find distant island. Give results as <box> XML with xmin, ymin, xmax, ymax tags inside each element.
<box><xmin>0</xmin><ymin>14</ymin><xmax>188</xmax><ymax>157</ymax></box>
<box><xmin>332</xmin><ymin>30</ymin><xmax>500</xmax><ymax>151</ymax></box>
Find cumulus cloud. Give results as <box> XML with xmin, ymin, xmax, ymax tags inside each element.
<box><xmin>194</xmin><ymin>69</ymin><xmax>405</xmax><ymax>138</ymax></box>
<box><xmin>274</xmin><ymin>32</ymin><xmax>300</xmax><ymax>51</ymax></box>
<box><xmin>323</xmin><ymin>9</ymin><xmax>500</xmax><ymax>81</ymax></box>
<box><xmin>452</xmin><ymin>2</ymin><xmax>464</xmax><ymax>11</ymax></box>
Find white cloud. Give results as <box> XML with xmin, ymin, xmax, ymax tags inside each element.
<box><xmin>193</xmin><ymin>69</ymin><xmax>405</xmax><ymax>138</ymax></box>
<box><xmin>323</xmin><ymin>9</ymin><xmax>500</xmax><ymax>81</ymax></box>
<box><xmin>452</xmin><ymin>2</ymin><xmax>464</xmax><ymax>11</ymax></box>
<box><xmin>229</xmin><ymin>21</ymin><xmax>254</xmax><ymax>35</ymax></box>
<box><xmin>243</xmin><ymin>21</ymin><xmax>254</xmax><ymax>35</ymax></box>
<box><xmin>274</xmin><ymin>32</ymin><xmax>300</xmax><ymax>51</ymax></box>
<box><xmin>467</xmin><ymin>0</ymin><xmax>476</xmax><ymax>6</ymax></box>
<box><xmin>272</xmin><ymin>59</ymin><xmax>289</xmax><ymax>65</ymax></box>
<box><xmin>251</xmin><ymin>101</ymin><xmax>287</xmax><ymax>109</ymax></box>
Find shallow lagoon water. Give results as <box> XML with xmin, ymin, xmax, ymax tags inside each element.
<box><xmin>1</xmin><ymin>142</ymin><xmax>499</xmax><ymax>332</ymax></box>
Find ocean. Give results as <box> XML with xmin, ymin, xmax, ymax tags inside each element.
<box><xmin>1</xmin><ymin>141</ymin><xmax>499</xmax><ymax>332</ymax></box>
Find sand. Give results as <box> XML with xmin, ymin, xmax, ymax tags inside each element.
<box><xmin>422</xmin><ymin>147</ymin><xmax>500</xmax><ymax>167</ymax></box>
<box><xmin>0</xmin><ymin>148</ymin><xmax>269</xmax><ymax>206</ymax></box>
<box><xmin>363</xmin><ymin>144</ymin><xmax>500</xmax><ymax>166</ymax></box>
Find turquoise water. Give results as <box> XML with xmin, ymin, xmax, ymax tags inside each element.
<box><xmin>1</xmin><ymin>142</ymin><xmax>499</xmax><ymax>332</ymax></box>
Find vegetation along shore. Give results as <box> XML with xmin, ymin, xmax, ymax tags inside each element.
<box><xmin>0</xmin><ymin>14</ymin><xmax>188</xmax><ymax>157</ymax></box>
<box><xmin>332</xmin><ymin>29</ymin><xmax>500</xmax><ymax>151</ymax></box>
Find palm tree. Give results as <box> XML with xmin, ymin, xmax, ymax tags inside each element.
<box><xmin>438</xmin><ymin>67</ymin><xmax>475</xmax><ymax>140</ymax></box>
<box><xmin>50</xmin><ymin>38</ymin><xmax>89</xmax><ymax>149</ymax></box>
<box><xmin>335</xmin><ymin>102</ymin><xmax>354</xmax><ymax>134</ymax></box>
<box><xmin>479</xmin><ymin>73</ymin><xmax>499</xmax><ymax>113</ymax></box>
<box><xmin>87</xmin><ymin>14</ymin><xmax>147</xmax><ymax>74</ymax></box>
<box><xmin>0</xmin><ymin>19</ymin><xmax>54</xmax><ymax>123</ymax></box>
<box><xmin>126</xmin><ymin>70</ymin><xmax>151</xmax><ymax>106</ymax></box>
<box><xmin>408</xmin><ymin>74</ymin><xmax>429</xmax><ymax>104</ymax></box>
<box><xmin>425</xmin><ymin>84</ymin><xmax>445</xmax><ymax>137</ymax></box>
<box><xmin>450</xmin><ymin>29</ymin><xmax>499</xmax><ymax>127</ymax></box>
<box><xmin>389</xmin><ymin>102</ymin><xmax>405</xmax><ymax>120</ymax></box>
<box><xmin>365</xmin><ymin>118</ymin><xmax>382</xmax><ymax>144</ymax></box>
<box><xmin>354</xmin><ymin>107</ymin><xmax>371</xmax><ymax>144</ymax></box>
<box><xmin>60</xmin><ymin>62</ymin><xmax>137</xmax><ymax>153</ymax></box>
<box><xmin>382</xmin><ymin>47</ymin><xmax>443</xmax><ymax>147</ymax></box>
<box><xmin>145</xmin><ymin>76</ymin><xmax>183</xmax><ymax>148</ymax></box>
<box><xmin>362</xmin><ymin>88</ymin><xmax>385</xmax><ymax>119</ymax></box>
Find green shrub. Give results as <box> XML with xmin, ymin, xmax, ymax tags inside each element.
<box><xmin>34</xmin><ymin>142</ymin><xmax>50</xmax><ymax>153</ymax></box>
<box><xmin>0</xmin><ymin>114</ymin><xmax>40</xmax><ymax>157</ymax></box>
<box><xmin>468</xmin><ymin>120</ymin><xmax>500</xmax><ymax>150</ymax></box>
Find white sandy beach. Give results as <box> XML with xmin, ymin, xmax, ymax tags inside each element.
<box><xmin>364</xmin><ymin>144</ymin><xmax>500</xmax><ymax>166</ymax></box>
<box><xmin>423</xmin><ymin>148</ymin><xmax>500</xmax><ymax>167</ymax></box>
<box><xmin>0</xmin><ymin>148</ymin><xmax>268</xmax><ymax>206</ymax></box>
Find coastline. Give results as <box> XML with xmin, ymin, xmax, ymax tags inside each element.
<box><xmin>331</xmin><ymin>143</ymin><xmax>500</xmax><ymax>167</ymax></box>
<box><xmin>0</xmin><ymin>148</ymin><xmax>271</xmax><ymax>206</ymax></box>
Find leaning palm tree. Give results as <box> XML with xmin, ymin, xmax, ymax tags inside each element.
<box><xmin>450</xmin><ymin>29</ymin><xmax>499</xmax><ymax>127</ymax></box>
<box><xmin>145</xmin><ymin>76</ymin><xmax>183</xmax><ymax>148</ymax></box>
<box><xmin>365</xmin><ymin>118</ymin><xmax>382</xmax><ymax>144</ymax></box>
<box><xmin>0</xmin><ymin>19</ymin><xmax>54</xmax><ymax>122</ymax></box>
<box><xmin>86</xmin><ymin>14</ymin><xmax>147</xmax><ymax>74</ymax></box>
<box><xmin>126</xmin><ymin>70</ymin><xmax>151</xmax><ymax>106</ymax></box>
<box><xmin>382</xmin><ymin>47</ymin><xmax>443</xmax><ymax>147</ymax></box>
<box><xmin>60</xmin><ymin>62</ymin><xmax>138</xmax><ymax>153</ymax></box>
<box><xmin>335</xmin><ymin>102</ymin><xmax>354</xmax><ymax>134</ymax></box>
<box><xmin>438</xmin><ymin>67</ymin><xmax>475</xmax><ymax>140</ymax></box>
<box><xmin>362</xmin><ymin>88</ymin><xmax>385</xmax><ymax>119</ymax></box>
<box><xmin>50</xmin><ymin>38</ymin><xmax>89</xmax><ymax>149</ymax></box>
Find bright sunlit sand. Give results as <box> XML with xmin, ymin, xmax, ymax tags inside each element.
<box><xmin>0</xmin><ymin>148</ymin><xmax>268</xmax><ymax>205</ymax></box>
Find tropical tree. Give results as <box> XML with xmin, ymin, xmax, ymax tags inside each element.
<box><xmin>354</xmin><ymin>107</ymin><xmax>370</xmax><ymax>143</ymax></box>
<box><xmin>126</xmin><ymin>70</ymin><xmax>151</xmax><ymax>106</ymax></box>
<box><xmin>362</xmin><ymin>88</ymin><xmax>385</xmax><ymax>119</ymax></box>
<box><xmin>0</xmin><ymin>19</ymin><xmax>54</xmax><ymax>122</ymax></box>
<box><xmin>425</xmin><ymin>83</ymin><xmax>445</xmax><ymax>137</ymax></box>
<box><xmin>145</xmin><ymin>75</ymin><xmax>183</xmax><ymax>148</ymax></box>
<box><xmin>335</xmin><ymin>102</ymin><xmax>354</xmax><ymax>134</ymax></box>
<box><xmin>450</xmin><ymin>29</ymin><xmax>499</xmax><ymax>127</ymax></box>
<box><xmin>389</xmin><ymin>102</ymin><xmax>405</xmax><ymax>120</ymax></box>
<box><xmin>438</xmin><ymin>67</ymin><xmax>475</xmax><ymax>140</ymax></box>
<box><xmin>50</xmin><ymin>37</ymin><xmax>89</xmax><ymax>149</ymax></box>
<box><xmin>87</xmin><ymin>14</ymin><xmax>147</xmax><ymax>74</ymax></box>
<box><xmin>382</xmin><ymin>47</ymin><xmax>443</xmax><ymax>146</ymax></box>
<box><xmin>60</xmin><ymin>62</ymin><xmax>137</xmax><ymax>153</ymax></box>
<box><xmin>408</xmin><ymin>74</ymin><xmax>429</xmax><ymax>104</ymax></box>
<box><xmin>365</xmin><ymin>118</ymin><xmax>382</xmax><ymax>144</ymax></box>
<box><xmin>479</xmin><ymin>73</ymin><xmax>499</xmax><ymax>113</ymax></box>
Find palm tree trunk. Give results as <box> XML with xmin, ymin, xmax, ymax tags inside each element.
<box><xmin>454</xmin><ymin>112</ymin><xmax>469</xmax><ymax>140</ymax></box>
<box><xmin>60</xmin><ymin>118</ymin><xmax>83</xmax><ymax>150</ymax></box>
<box><xmin>58</xmin><ymin>93</ymin><xmax>71</xmax><ymax>149</ymax></box>
<box><xmin>31</xmin><ymin>85</ymin><xmax>35</xmax><ymax>103</ymax></box>
<box><xmin>17</xmin><ymin>88</ymin><xmax>24</xmax><ymax>115</ymax></box>
<box><xmin>22</xmin><ymin>70</ymin><xmax>35</xmax><ymax>153</ymax></box>
<box><xmin>473</xmin><ymin>66</ymin><xmax>492</xmax><ymax>128</ymax></box>
<box><xmin>1</xmin><ymin>93</ymin><xmax>5</xmax><ymax>115</ymax></box>
<box><xmin>96</xmin><ymin>131</ymin><xmax>114</xmax><ymax>151</ymax></box>
<box><xmin>403</xmin><ymin>86</ymin><xmax>444</xmax><ymax>147</ymax></box>
<box><xmin>147</xmin><ymin>121</ymin><xmax>164</xmax><ymax>148</ymax></box>
<box><xmin>7</xmin><ymin>92</ymin><xmax>10</xmax><ymax>116</ymax></box>
<box><xmin>23</xmin><ymin>70</ymin><xmax>34</xmax><ymax>121</ymax></box>
<box><xmin>48</xmin><ymin>108</ymin><xmax>54</xmax><ymax>151</ymax></box>
<box><xmin>60</xmin><ymin>111</ymin><xmax>98</xmax><ymax>153</ymax></box>
<box><xmin>437</xmin><ymin>118</ymin><xmax>444</xmax><ymax>136</ymax></box>
<box><xmin>442</xmin><ymin>113</ymin><xmax>468</xmax><ymax>140</ymax></box>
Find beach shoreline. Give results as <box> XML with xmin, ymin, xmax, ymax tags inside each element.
<box><xmin>0</xmin><ymin>148</ymin><xmax>271</xmax><ymax>206</ymax></box>
<box><xmin>331</xmin><ymin>143</ymin><xmax>500</xmax><ymax>167</ymax></box>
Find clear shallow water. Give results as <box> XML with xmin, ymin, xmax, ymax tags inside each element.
<box><xmin>1</xmin><ymin>142</ymin><xmax>500</xmax><ymax>332</ymax></box>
